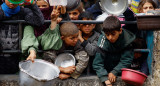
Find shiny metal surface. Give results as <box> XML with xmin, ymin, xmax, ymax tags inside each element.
<box><xmin>55</xmin><ymin>53</ymin><xmax>75</xmax><ymax>67</ymax></box>
<box><xmin>66</xmin><ymin>0</ymin><xmax>81</xmax><ymax>12</ymax></box>
<box><xmin>19</xmin><ymin>59</ymin><xmax>60</xmax><ymax>86</ymax></box>
<box><xmin>100</xmin><ymin>0</ymin><xmax>128</xmax><ymax>16</ymax></box>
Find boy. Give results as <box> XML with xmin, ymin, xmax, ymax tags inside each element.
<box><xmin>93</xmin><ymin>16</ymin><xmax>135</xmax><ymax>86</ymax></box>
<box><xmin>21</xmin><ymin>6</ymin><xmax>89</xmax><ymax>79</ymax></box>
<box><xmin>0</xmin><ymin>0</ymin><xmax>44</xmax><ymax>74</ymax></box>
<box><xmin>78</xmin><ymin>11</ymin><xmax>100</xmax><ymax>74</ymax></box>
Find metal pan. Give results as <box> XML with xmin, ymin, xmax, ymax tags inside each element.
<box><xmin>100</xmin><ymin>0</ymin><xmax>128</xmax><ymax>16</ymax></box>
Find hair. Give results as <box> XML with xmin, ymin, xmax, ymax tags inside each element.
<box><xmin>103</xmin><ymin>16</ymin><xmax>121</xmax><ymax>33</ymax></box>
<box><xmin>75</xmin><ymin>2</ymin><xmax>84</xmax><ymax>13</ymax></box>
<box><xmin>78</xmin><ymin>11</ymin><xmax>94</xmax><ymax>20</ymax></box>
<box><xmin>132</xmin><ymin>38</ymin><xmax>147</xmax><ymax>49</ymax></box>
<box><xmin>60</xmin><ymin>22</ymin><xmax>79</xmax><ymax>37</ymax></box>
<box><xmin>138</xmin><ymin>0</ymin><xmax>157</xmax><ymax>13</ymax></box>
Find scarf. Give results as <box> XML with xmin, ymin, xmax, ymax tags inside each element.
<box><xmin>40</xmin><ymin>7</ymin><xmax>51</xmax><ymax>20</ymax></box>
<box><xmin>1</xmin><ymin>3</ymin><xmax>20</xmax><ymax>17</ymax></box>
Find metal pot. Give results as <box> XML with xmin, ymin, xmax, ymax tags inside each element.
<box><xmin>100</xmin><ymin>0</ymin><xmax>128</xmax><ymax>16</ymax></box>
<box><xmin>19</xmin><ymin>59</ymin><xmax>60</xmax><ymax>86</ymax></box>
<box><xmin>66</xmin><ymin>0</ymin><xmax>81</xmax><ymax>12</ymax></box>
<box><xmin>55</xmin><ymin>53</ymin><xmax>75</xmax><ymax>67</ymax></box>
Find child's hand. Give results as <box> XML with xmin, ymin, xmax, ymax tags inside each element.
<box><xmin>57</xmin><ymin>17</ymin><xmax>62</xmax><ymax>23</ymax></box>
<box><xmin>51</xmin><ymin>6</ymin><xmax>61</xmax><ymax>21</ymax></box>
<box><xmin>105</xmin><ymin>80</ymin><xmax>112</xmax><ymax>86</ymax></box>
<box><xmin>60</xmin><ymin>6</ymin><xmax>66</xmax><ymax>14</ymax></box>
<box><xmin>78</xmin><ymin>30</ymin><xmax>84</xmax><ymax>43</ymax></box>
<box><xmin>63</xmin><ymin>65</ymin><xmax>76</xmax><ymax>74</ymax></box>
<box><xmin>59</xmin><ymin>73</ymin><xmax>70</xmax><ymax>80</ymax></box>
<box><xmin>108</xmin><ymin>73</ymin><xmax>116</xmax><ymax>83</ymax></box>
<box><xmin>26</xmin><ymin>50</ymin><xmax>36</xmax><ymax>62</ymax></box>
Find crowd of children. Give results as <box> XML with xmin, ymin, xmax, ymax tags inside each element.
<box><xmin>0</xmin><ymin>0</ymin><xmax>159</xmax><ymax>86</ymax></box>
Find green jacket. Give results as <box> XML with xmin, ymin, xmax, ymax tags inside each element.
<box><xmin>21</xmin><ymin>25</ymin><xmax>62</xmax><ymax>54</ymax></box>
<box><xmin>93</xmin><ymin>29</ymin><xmax>135</xmax><ymax>82</ymax></box>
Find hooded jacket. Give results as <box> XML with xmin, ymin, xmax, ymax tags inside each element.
<box><xmin>93</xmin><ymin>29</ymin><xmax>135</xmax><ymax>82</ymax></box>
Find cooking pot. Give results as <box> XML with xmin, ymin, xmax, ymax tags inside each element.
<box><xmin>55</xmin><ymin>53</ymin><xmax>75</xmax><ymax>67</ymax></box>
<box><xmin>19</xmin><ymin>59</ymin><xmax>60</xmax><ymax>86</ymax></box>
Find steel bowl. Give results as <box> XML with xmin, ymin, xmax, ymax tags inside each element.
<box><xmin>19</xmin><ymin>59</ymin><xmax>60</xmax><ymax>86</ymax></box>
<box><xmin>55</xmin><ymin>53</ymin><xmax>75</xmax><ymax>67</ymax></box>
<box><xmin>100</xmin><ymin>0</ymin><xmax>128</xmax><ymax>16</ymax></box>
<box><xmin>66</xmin><ymin>0</ymin><xmax>81</xmax><ymax>12</ymax></box>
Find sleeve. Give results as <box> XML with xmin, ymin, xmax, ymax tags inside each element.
<box><xmin>21</xmin><ymin>25</ymin><xmax>39</xmax><ymax>54</ymax></box>
<box><xmin>111</xmin><ymin>45</ymin><xmax>134</xmax><ymax>76</ymax></box>
<box><xmin>92</xmin><ymin>51</ymin><xmax>108</xmax><ymax>82</ymax></box>
<box><xmin>71</xmin><ymin>50</ymin><xmax>89</xmax><ymax>79</ymax></box>
<box><xmin>23</xmin><ymin>4</ymin><xmax>44</xmax><ymax>27</ymax></box>
<box><xmin>38</xmin><ymin>24</ymin><xmax>62</xmax><ymax>51</ymax></box>
<box><xmin>81</xmin><ymin>39</ymin><xmax>98</xmax><ymax>56</ymax></box>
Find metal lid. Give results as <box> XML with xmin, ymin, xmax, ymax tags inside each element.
<box><xmin>100</xmin><ymin>0</ymin><xmax>128</xmax><ymax>16</ymax></box>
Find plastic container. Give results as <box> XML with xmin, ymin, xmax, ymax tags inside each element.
<box><xmin>49</xmin><ymin>0</ymin><xmax>67</xmax><ymax>6</ymax></box>
<box><xmin>121</xmin><ymin>68</ymin><xmax>147</xmax><ymax>86</ymax></box>
<box><xmin>137</xmin><ymin>15</ymin><xmax>160</xmax><ymax>30</ymax></box>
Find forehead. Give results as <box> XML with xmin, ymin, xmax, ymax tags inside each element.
<box><xmin>36</xmin><ymin>0</ymin><xmax>49</xmax><ymax>5</ymax></box>
<box><xmin>69</xmin><ymin>9</ymin><xmax>80</xmax><ymax>13</ymax></box>
<box><xmin>143</xmin><ymin>2</ymin><xmax>153</xmax><ymax>7</ymax></box>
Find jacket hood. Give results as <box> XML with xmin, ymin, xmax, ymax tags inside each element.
<box><xmin>98</xmin><ymin>29</ymin><xmax>135</xmax><ymax>52</ymax></box>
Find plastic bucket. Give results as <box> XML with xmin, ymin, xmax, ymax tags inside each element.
<box><xmin>49</xmin><ymin>0</ymin><xmax>67</xmax><ymax>6</ymax></box>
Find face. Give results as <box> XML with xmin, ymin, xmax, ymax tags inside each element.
<box><xmin>5</xmin><ymin>0</ymin><xmax>19</xmax><ymax>9</ymax></box>
<box><xmin>80</xmin><ymin>18</ymin><xmax>95</xmax><ymax>34</ymax></box>
<box><xmin>36</xmin><ymin>0</ymin><xmax>49</xmax><ymax>8</ymax></box>
<box><xmin>142</xmin><ymin>2</ymin><xmax>154</xmax><ymax>13</ymax></box>
<box><xmin>62</xmin><ymin>32</ymin><xmax>79</xmax><ymax>47</ymax></box>
<box><xmin>105</xmin><ymin>28</ymin><xmax>122</xmax><ymax>43</ymax></box>
<box><xmin>68</xmin><ymin>9</ymin><xmax>80</xmax><ymax>20</ymax></box>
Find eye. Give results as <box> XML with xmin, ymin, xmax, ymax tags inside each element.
<box><xmin>42</xmin><ymin>5</ymin><xmax>47</xmax><ymax>7</ymax></box>
<box><xmin>73</xmin><ymin>12</ymin><xmax>78</xmax><ymax>15</ymax></box>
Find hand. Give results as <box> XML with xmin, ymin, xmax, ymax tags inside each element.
<box><xmin>51</xmin><ymin>6</ymin><xmax>61</xmax><ymax>21</ymax></box>
<box><xmin>26</xmin><ymin>50</ymin><xmax>36</xmax><ymax>62</ymax></box>
<box><xmin>78</xmin><ymin>30</ymin><xmax>84</xmax><ymax>43</ymax></box>
<box><xmin>60</xmin><ymin>6</ymin><xmax>66</xmax><ymax>14</ymax></box>
<box><xmin>60</xmin><ymin>65</ymin><xmax>76</xmax><ymax>74</ymax></box>
<box><xmin>105</xmin><ymin>80</ymin><xmax>112</xmax><ymax>86</ymax></box>
<box><xmin>108</xmin><ymin>73</ymin><xmax>116</xmax><ymax>83</ymax></box>
<box><xmin>57</xmin><ymin>17</ymin><xmax>62</xmax><ymax>23</ymax></box>
<box><xmin>59</xmin><ymin>73</ymin><xmax>70</xmax><ymax>80</ymax></box>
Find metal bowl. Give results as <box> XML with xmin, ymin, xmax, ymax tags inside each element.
<box><xmin>55</xmin><ymin>53</ymin><xmax>75</xmax><ymax>67</ymax></box>
<box><xmin>100</xmin><ymin>0</ymin><xmax>128</xmax><ymax>16</ymax></box>
<box><xmin>66</xmin><ymin>0</ymin><xmax>81</xmax><ymax>12</ymax></box>
<box><xmin>19</xmin><ymin>59</ymin><xmax>60</xmax><ymax>81</ymax></box>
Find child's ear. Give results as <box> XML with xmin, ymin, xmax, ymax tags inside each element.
<box><xmin>92</xmin><ymin>24</ymin><xmax>96</xmax><ymax>29</ymax></box>
<box><xmin>61</xmin><ymin>36</ymin><xmax>64</xmax><ymax>40</ymax></box>
<box><xmin>119</xmin><ymin>28</ymin><xmax>122</xmax><ymax>34</ymax></box>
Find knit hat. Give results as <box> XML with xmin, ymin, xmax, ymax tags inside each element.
<box><xmin>8</xmin><ymin>0</ymin><xmax>25</xmax><ymax>4</ymax></box>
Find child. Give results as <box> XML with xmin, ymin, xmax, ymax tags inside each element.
<box><xmin>21</xmin><ymin>6</ymin><xmax>89</xmax><ymax>80</ymax></box>
<box><xmin>131</xmin><ymin>38</ymin><xmax>149</xmax><ymax>75</ymax></box>
<box><xmin>93</xmin><ymin>16</ymin><xmax>135</xmax><ymax>86</ymax></box>
<box><xmin>78</xmin><ymin>11</ymin><xmax>100</xmax><ymax>74</ymax></box>
<box><xmin>0</xmin><ymin>0</ymin><xmax>44</xmax><ymax>74</ymax></box>
<box><xmin>137</xmin><ymin>0</ymin><xmax>157</xmax><ymax>74</ymax></box>
<box><xmin>68</xmin><ymin>2</ymin><xmax>84</xmax><ymax>20</ymax></box>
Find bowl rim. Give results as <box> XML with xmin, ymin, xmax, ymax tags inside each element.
<box><xmin>55</xmin><ymin>53</ymin><xmax>76</xmax><ymax>67</ymax></box>
<box><xmin>121</xmin><ymin>68</ymin><xmax>147</xmax><ymax>78</ymax></box>
<box><xmin>19</xmin><ymin>59</ymin><xmax>60</xmax><ymax>81</ymax></box>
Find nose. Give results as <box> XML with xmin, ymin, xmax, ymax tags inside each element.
<box><xmin>74</xmin><ymin>38</ymin><xmax>78</xmax><ymax>43</ymax></box>
<box><xmin>108</xmin><ymin>35</ymin><xmax>112</xmax><ymax>40</ymax></box>
<box><xmin>70</xmin><ymin>14</ymin><xmax>74</xmax><ymax>20</ymax></box>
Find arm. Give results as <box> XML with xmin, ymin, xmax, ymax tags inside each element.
<box><xmin>110</xmin><ymin>45</ymin><xmax>134</xmax><ymax>76</ymax></box>
<box><xmin>23</xmin><ymin>3</ymin><xmax>44</xmax><ymax>26</ymax></box>
<box><xmin>71</xmin><ymin>50</ymin><xmax>89</xmax><ymax>79</ymax></box>
<box><xmin>92</xmin><ymin>51</ymin><xmax>108</xmax><ymax>82</ymax></box>
<box><xmin>21</xmin><ymin>25</ymin><xmax>39</xmax><ymax>62</ymax></box>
